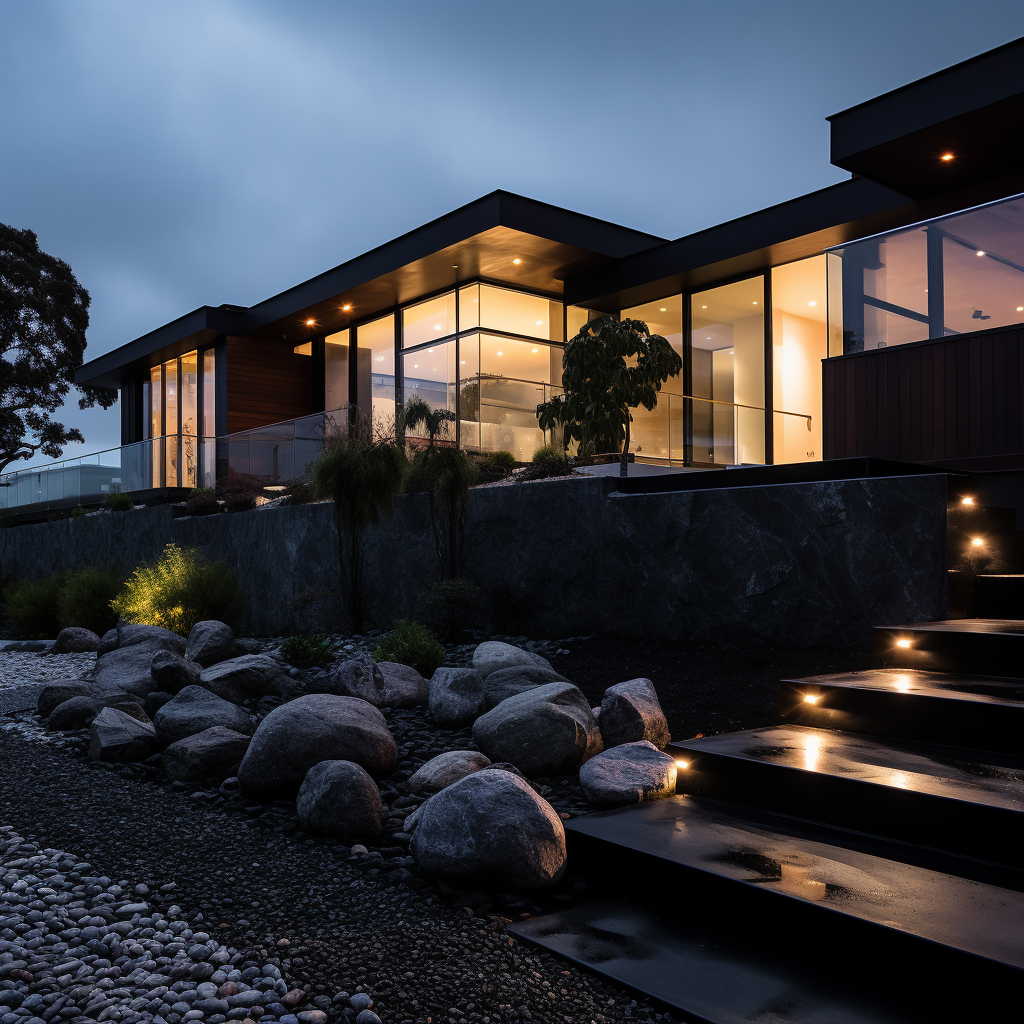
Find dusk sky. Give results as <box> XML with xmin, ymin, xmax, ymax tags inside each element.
<box><xmin>3</xmin><ymin>0</ymin><xmax>1024</xmax><ymax>463</ymax></box>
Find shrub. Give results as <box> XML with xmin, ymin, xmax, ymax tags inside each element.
<box><xmin>2</xmin><ymin>576</ymin><xmax>63</xmax><ymax>639</ymax></box>
<box><xmin>59</xmin><ymin>566</ymin><xmax>121</xmax><ymax>636</ymax></box>
<box><xmin>224</xmin><ymin>494</ymin><xmax>257</xmax><ymax>514</ymax></box>
<box><xmin>373</xmin><ymin>619</ymin><xmax>445</xmax><ymax>678</ymax></box>
<box><xmin>189</xmin><ymin>487</ymin><xmax>214</xmax><ymax>498</ymax></box>
<box><xmin>111</xmin><ymin>543</ymin><xmax>238</xmax><ymax>635</ymax></box>
<box><xmin>419</xmin><ymin>576</ymin><xmax>483</xmax><ymax>640</ymax></box>
<box><xmin>284</xmin><ymin>482</ymin><xmax>316</xmax><ymax>505</ymax></box>
<box><xmin>217</xmin><ymin>468</ymin><xmax>267</xmax><ymax>501</ymax></box>
<box><xmin>280</xmin><ymin>633</ymin><xmax>334</xmax><ymax>668</ymax></box>
<box><xmin>69</xmin><ymin>506</ymin><xmax>86</xmax><ymax>518</ymax></box>
<box><xmin>184</xmin><ymin>493</ymin><xmax>222</xmax><ymax>517</ymax></box>
<box><xmin>103</xmin><ymin>492</ymin><xmax>134</xmax><ymax>511</ymax></box>
<box><xmin>480</xmin><ymin>450</ymin><xmax>516</xmax><ymax>475</ymax></box>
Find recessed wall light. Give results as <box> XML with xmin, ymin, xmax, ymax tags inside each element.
<box><xmin>941</xmin><ymin>153</ymin><xmax>955</xmax><ymax>161</ymax></box>
<box><xmin>512</xmin><ymin>258</ymin><xmax>522</xmax><ymax>265</ymax></box>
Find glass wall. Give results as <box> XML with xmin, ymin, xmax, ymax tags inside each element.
<box><xmin>163</xmin><ymin>358</ymin><xmax>178</xmax><ymax>486</ymax></box>
<box><xmin>356</xmin><ymin>315</ymin><xmax>396</xmax><ymax>434</ymax></box>
<box><xmin>203</xmin><ymin>350</ymin><xmax>216</xmax><ymax>437</ymax></box>
<box><xmin>771</xmin><ymin>256</ymin><xmax>826</xmax><ymax>465</ymax></box>
<box><xmin>403</xmin><ymin>342</ymin><xmax>456</xmax><ymax>443</ymax></box>
<box><xmin>459</xmin><ymin>283</ymin><xmax>564</xmax><ymax>341</ymax></box>
<box><xmin>325</xmin><ymin>329</ymin><xmax>349</xmax><ymax>411</ymax></box>
<box><xmin>829</xmin><ymin>193</ymin><xmax>1024</xmax><ymax>352</ymax></box>
<box><xmin>404</xmin><ymin>293</ymin><xmax>457</xmax><ymax>347</ymax></box>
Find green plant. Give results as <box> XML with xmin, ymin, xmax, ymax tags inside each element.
<box><xmin>103</xmin><ymin>492</ymin><xmax>134</xmax><ymax>511</ymax></box>
<box><xmin>69</xmin><ymin>506</ymin><xmax>86</xmax><ymax>518</ymax></box>
<box><xmin>312</xmin><ymin>433</ymin><xmax>407</xmax><ymax>633</ymax></box>
<box><xmin>284</xmin><ymin>481</ymin><xmax>315</xmax><ymax>505</ymax></box>
<box><xmin>59</xmin><ymin>566</ymin><xmax>121</xmax><ymax>636</ymax></box>
<box><xmin>521</xmin><ymin>444</ymin><xmax>574</xmax><ymax>480</ymax></box>
<box><xmin>2</xmin><ymin>575</ymin><xmax>63</xmax><ymax>638</ymax></box>
<box><xmin>373</xmin><ymin>619</ymin><xmax>445</xmax><ymax>678</ymax></box>
<box><xmin>280</xmin><ymin>633</ymin><xmax>334</xmax><ymax>668</ymax></box>
<box><xmin>537</xmin><ymin>315</ymin><xmax>682</xmax><ymax>477</ymax></box>
<box><xmin>184</xmin><ymin>492</ymin><xmax>222</xmax><ymax>517</ymax></box>
<box><xmin>111</xmin><ymin>543</ymin><xmax>238</xmax><ymax>636</ymax></box>
<box><xmin>479</xmin><ymin>450</ymin><xmax>516</xmax><ymax>475</ymax></box>
<box><xmin>419</xmin><ymin>577</ymin><xmax>483</xmax><ymax>641</ymax></box>
<box><xmin>224</xmin><ymin>494</ymin><xmax>256</xmax><ymax>514</ymax></box>
<box><xmin>189</xmin><ymin>487</ymin><xmax>214</xmax><ymax>498</ymax></box>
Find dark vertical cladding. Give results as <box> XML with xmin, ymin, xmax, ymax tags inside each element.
<box><xmin>224</xmin><ymin>336</ymin><xmax>314</xmax><ymax>434</ymax></box>
<box><xmin>824</xmin><ymin>323</ymin><xmax>1024</xmax><ymax>465</ymax></box>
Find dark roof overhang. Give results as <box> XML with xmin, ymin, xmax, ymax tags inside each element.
<box><xmin>76</xmin><ymin>190</ymin><xmax>664</xmax><ymax>390</ymax></box>
<box><xmin>827</xmin><ymin>36</ymin><xmax>1024</xmax><ymax>199</ymax></box>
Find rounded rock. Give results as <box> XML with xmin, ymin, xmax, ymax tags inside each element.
<box><xmin>295</xmin><ymin>760</ymin><xmax>382</xmax><ymax>842</ymax></box>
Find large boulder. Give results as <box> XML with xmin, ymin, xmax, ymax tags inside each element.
<box><xmin>472</xmin><ymin>682</ymin><xmax>602</xmax><ymax>777</ymax></box>
<box><xmin>116</xmin><ymin>623</ymin><xmax>187</xmax><ymax>654</ymax></box>
<box><xmin>411</xmin><ymin>769</ymin><xmax>566</xmax><ymax>890</ymax></box>
<box><xmin>408</xmin><ymin>750</ymin><xmax>491</xmax><ymax>793</ymax></box>
<box><xmin>96</xmin><ymin>628</ymin><xmax>120</xmax><ymax>656</ymax></box>
<box><xmin>52</xmin><ymin>627</ymin><xmax>101</xmax><ymax>654</ymax></box>
<box><xmin>482</xmin><ymin>665</ymin><xmax>568</xmax><ymax>711</ymax></box>
<box><xmin>154</xmin><ymin>685</ymin><xmax>254</xmax><ymax>745</ymax></box>
<box><xmin>295</xmin><ymin>760</ymin><xmax>382</xmax><ymax>842</ymax></box>
<box><xmin>324</xmin><ymin>656</ymin><xmax>384</xmax><ymax>705</ymax></box>
<box><xmin>185</xmin><ymin>621</ymin><xmax>237</xmax><ymax>667</ymax></box>
<box><xmin>199</xmin><ymin>655</ymin><xmax>287</xmax><ymax>705</ymax></box>
<box><xmin>579</xmin><ymin>741</ymin><xmax>678</xmax><ymax>808</ymax></box>
<box><xmin>471</xmin><ymin>641</ymin><xmax>553</xmax><ymax>680</ymax></box>
<box><xmin>377</xmin><ymin>662</ymin><xmax>429</xmax><ymax>708</ymax></box>
<box><xmin>48</xmin><ymin>693</ymin><xmax>146</xmax><ymax>731</ymax></box>
<box><xmin>238</xmin><ymin>694</ymin><xmax>397</xmax><ymax>799</ymax></box>
<box><xmin>429</xmin><ymin>667</ymin><xmax>486</xmax><ymax>727</ymax></box>
<box><xmin>38</xmin><ymin>681</ymin><xmax>96</xmax><ymax>719</ymax></box>
<box><xmin>599</xmin><ymin>679</ymin><xmax>670</xmax><ymax>750</ymax></box>
<box><xmin>162</xmin><ymin>727</ymin><xmax>252</xmax><ymax>783</ymax></box>
<box><xmin>88</xmin><ymin>707</ymin><xmax>157</xmax><ymax>762</ymax></box>
<box><xmin>89</xmin><ymin>628</ymin><xmax>187</xmax><ymax>697</ymax></box>
<box><xmin>151</xmin><ymin>650</ymin><xmax>202</xmax><ymax>692</ymax></box>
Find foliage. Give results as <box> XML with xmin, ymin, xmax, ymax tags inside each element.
<box><xmin>69</xmin><ymin>506</ymin><xmax>86</xmax><ymax>518</ymax></box>
<box><xmin>0</xmin><ymin>223</ymin><xmax>116</xmax><ymax>474</ymax></box>
<box><xmin>537</xmin><ymin>314</ymin><xmax>682</xmax><ymax>476</ymax></box>
<box><xmin>59</xmin><ymin>566</ymin><xmax>121</xmax><ymax>636</ymax></box>
<box><xmin>216</xmin><ymin>468</ymin><xmax>267</xmax><ymax>501</ymax></box>
<box><xmin>478</xmin><ymin>450</ymin><xmax>516</xmax><ymax>475</ymax></box>
<box><xmin>189</xmin><ymin>487</ymin><xmax>214</xmax><ymax>498</ymax></box>
<box><xmin>284</xmin><ymin>481</ymin><xmax>316</xmax><ymax>505</ymax></box>
<box><xmin>373</xmin><ymin>618</ymin><xmax>446</xmax><ymax>678</ymax></box>
<box><xmin>280</xmin><ymin>632</ymin><xmax>334</xmax><ymax>669</ymax></box>
<box><xmin>419</xmin><ymin>576</ymin><xmax>483</xmax><ymax>641</ymax></box>
<box><xmin>103</xmin><ymin>492</ymin><xmax>134</xmax><ymax>511</ymax></box>
<box><xmin>312</xmin><ymin>432</ymin><xmax>407</xmax><ymax>633</ymax></box>
<box><xmin>2</xmin><ymin>575</ymin><xmax>63</xmax><ymax>639</ymax></box>
<box><xmin>111</xmin><ymin>543</ymin><xmax>238</xmax><ymax>636</ymax></box>
<box><xmin>521</xmin><ymin>445</ymin><xmax>575</xmax><ymax>480</ymax></box>
<box><xmin>184</xmin><ymin>492</ymin><xmax>222</xmax><ymax>517</ymax></box>
<box><xmin>224</xmin><ymin>494</ymin><xmax>256</xmax><ymax>514</ymax></box>
<box><xmin>404</xmin><ymin>398</ymin><xmax>478</xmax><ymax>578</ymax></box>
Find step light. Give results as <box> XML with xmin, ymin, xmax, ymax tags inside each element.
<box><xmin>971</xmin><ymin>537</ymin><xmax>984</xmax><ymax>547</ymax></box>
<box><xmin>961</xmin><ymin>496</ymin><xmax>974</xmax><ymax>506</ymax></box>
<box><xmin>896</xmin><ymin>638</ymin><xmax>912</xmax><ymax>649</ymax></box>
<box><xmin>802</xmin><ymin>693</ymin><xmax>819</xmax><ymax>704</ymax></box>
<box><xmin>675</xmin><ymin>759</ymin><xmax>689</xmax><ymax>769</ymax></box>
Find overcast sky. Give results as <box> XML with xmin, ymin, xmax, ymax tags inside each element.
<box><xmin>3</xmin><ymin>0</ymin><xmax>1024</xmax><ymax>462</ymax></box>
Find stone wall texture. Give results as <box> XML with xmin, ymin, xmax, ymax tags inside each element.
<box><xmin>0</xmin><ymin>473</ymin><xmax>949</xmax><ymax>645</ymax></box>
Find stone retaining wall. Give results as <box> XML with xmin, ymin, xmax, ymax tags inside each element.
<box><xmin>0</xmin><ymin>473</ymin><xmax>948</xmax><ymax>645</ymax></box>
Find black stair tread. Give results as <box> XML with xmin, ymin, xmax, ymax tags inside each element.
<box><xmin>565</xmin><ymin>794</ymin><xmax>1024</xmax><ymax>970</ymax></box>
<box><xmin>876</xmin><ymin>618</ymin><xmax>1024</xmax><ymax>635</ymax></box>
<box><xmin>782</xmin><ymin>668</ymin><xmax>1024</xmax><ymax>706</ymax></box>
<box><xmin>510</xmin><ymin>897</ymin><xmax>918</xmax><ymax>1024</ymax></box>
<box><xmin>670</xmin><ymin>725</ymin><xmax>1024</xmax><ymax>813</ymax></box>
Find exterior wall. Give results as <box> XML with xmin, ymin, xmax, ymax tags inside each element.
<box><xmin>0</xmin><ymin>474</ymin><xmax>947</xmax><ymax>646</ymax></box>
<box><xmin>824</xmin><ymin>323</ymin><xmax>1024</xmax><ymax>466</ymax></box>
<box><xmin>225</xmin><ymin>336</ymin><xmax>314</xmax><ymax>434</ymax></box>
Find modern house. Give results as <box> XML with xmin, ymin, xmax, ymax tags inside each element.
<box><xmin>4</xmin><ymin>36</ymin><xmax>1024</xmax><ymax>513</ymax></box>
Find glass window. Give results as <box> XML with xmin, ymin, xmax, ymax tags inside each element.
<box><xmin>403</xmin><ymin>342</ymin><xmax>456</xmax><ymax>443</ymax></box>
<box><xmin>163</xmin><ymin>358</ymin><xmax>179</xmax><ymax>486</ymax></box>
<box><xmin>476</xmin><ymin>284</ymin><xmax>563</xmax><ymax>341</ymax></box>
<box><xmin>325</xmin><ymin>329</ymin><xmax>349</xmax><ymax>412</ymax></box>
<box><xmin>356</xmin><ymin>315</ymin><xmax>396</xmax><ymax>434</ymax></box>
<box><xmin>458</xmin><ymin>334</ymin><xmax>481</xmax><ymax>450</ymax></box>
<box><xmin>202</xmin><ymin>349</ymin><xmax>216</xmax><ymax>437</ymax></box>
<box><xmin>404</xmin><ymin>292</ymin><xmax>457</xmax><ymax>347</ymax></box>
<box><xmin>459</xmin><ymin>285</ymin><xmax>480</xmax><ymax>330</ymax></box>
<box><xmin>181</xmin><ymin>351</ymin><xmax>198</xmax><ymax>436</ymax></box>
<box><xmin>567</xmin><ymin>305</ymin><xmax>599</xmax><ymax>340</ymax></box>
<box><xmin>148</xmin><ymin>365</ymin><xmax>162</xmax><ymax>439</ymax></box>
<box><xmin>691</xmin><ymin>278</ymin><xmax>765</xmax><ymax>465</ymax></box>
<box><xmin>771</xmin><ymin>257</ymin><xmax>826</xmax><ymax>465</ymax></box>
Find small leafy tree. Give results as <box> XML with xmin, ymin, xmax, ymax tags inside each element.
<box><xmin>403</xmin><ymin>397</ymin><xmax>478</xmax><ymax>579</ymax></box>
<box><xmin>0</xmin><ymin>224</ymin><xmax>117</xmax><ymax>473</ymax></box>
<box><xmin>537</xmin><ymin>315</ymin><xmax>682</xmax><ymax>477</ymax></box>
<box><xmin>312</xmin><ymin>431</ymin><xmax>406</xmax><ymax>633</ymax></box>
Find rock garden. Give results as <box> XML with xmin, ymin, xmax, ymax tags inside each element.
<box><xmin>0</xmin><ymin>619</ymin><xmax>699</xmax><ymax>1024</ymax></box>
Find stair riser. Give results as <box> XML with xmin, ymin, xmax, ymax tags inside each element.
<box><xmin>875</xmin><ymin>628</ymin><xmax>1024</xmax><ymax>674</ymax></box>
<box><xmin>668</xmin><ymin>752</ymin><xmax>1023</xmax><ymax>868</ymax></box>
<box><xmin>779</xmin><ymin>680</ymin><xmax>1024</xmax><ymax>754</ymax></box>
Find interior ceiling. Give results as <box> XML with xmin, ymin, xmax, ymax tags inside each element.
<box><xmin>250</xmin><ymin>227</ymin><xmax>614</xmax><ymax>344</ymax></box>
<box><xmin>771</xmin><ymin>256</ymin><xmax>827</xmax><ymax>323</ymax></box>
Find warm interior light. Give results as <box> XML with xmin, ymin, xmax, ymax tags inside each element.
<box><xmin>427</xmin><ymin>348</ymin><xmax>434</xmax><ymax>353</ymax></box>
<box><xmin>961</xmin><ymin>496</ymin><xmax>974</xmax><ymax>506</ymax></box>
<box><xmin>803</xmin><ymin>694</ymin><xmax>819</xmax><ymax>704</ymax></box>
<box><xmin>531</xmin><ymin>347</ymin><xmax>539</xmax><ymax>353</ymax></box>
<box><xmin>977</xmin><ymin>251</ymin><xmax>986</xmax><ymax>257</ymax></box>
<box><xmin>701</xmin><ymin>305</ymin><xmax>707</xmax><ymax>309</ymax></box>
<box><xmin>342</xmin><ymin>304</ymin><xmax>352</xmax><ymax>312</ymax></box>
<box><xmin>896</xmin><ymin>638</ymin><xmax>912</xmax><ymax>649</ymax></box>
<box><xmin>659</xmin><ymin>307</ymin><xmax>667</xmax><ymax>312</ymax></box>
<box><xmin>496</xmin><ymin>350</ymin><xmax>503</xmax><ymax>356</ymax></box>
<box><xmin>1017</xmin><ymin>306</ymin><xmax>1023</xmax><ymax>312</ymax></box>
<box><xmin>535</xmin><ymin>320</ymin><xmax>544</xmax><ymax>325</ymax></box>
<box><xmin>752</xmin><ymin>301</ymin><xmax>758</xmax><ymax>305</ymax></box>
<box><xmin>971</xmin><ymin>537</ymin><xmax>984</xmax><ymax>547</ymax></box>
<box><xmin>675</xmin><ymin>760</ymin><xmax>689</xmax><ymax>769</ymax></box>
<box><xmin>264</xmin><ymin>485</ymin><xmax>286</xmax><ymax>492</ymax></box>
<box><xmin>941</xmin><ymin>153</ymin><xmax>955</xmax><ymax>161</ymax></box>
<box><xmin>808</xmin><ymin>300</ymin><xmax>817</xmax><ymax>307</ymax></box>
<box><xmin>305</xmin><ymin>319</ymin><xmax>315</xmax><ymax>326</ymax></box>
<box><xmin>512</xmin><ymin>258</ymin><xmax>522</xmax><ymax>265</ymax></box>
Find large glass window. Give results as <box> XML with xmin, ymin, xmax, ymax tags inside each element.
<box><xmin>403</xmin><ymin>293</ymin><xmax>457</xmax><ymax>347</ymax></box>
<box><xmin>163</xmin><ymin>358</ymin><xmax>179</xmax><ymax>486</ymax></box>
<box><xmin>459</xmin><ymin>283</ymin><xmax>563</xmax><ymax>341</ymax></box>
<box><xmin>202</xmin><ymin>349</ymin><xmax>216</xmax><ymax>437</ymax></box>
<box><xmin>180</xmin><ymin>351</ymin><xmax>199</xmax><ymax>487</ymax></box>
<box><xmin>325</xmin><ymin>329</ymin><xmax>349</xmax><ymax>412</ymax></box>
<box><xmin>771</xmin><ymin>257</ymin><xmax>826</xmax><ymax>465</ymax></box>
<box><xmin>356</xmin><ymin>315</ymin><xmax>396</xmax><ymax>433</ymax></box>
<box><xmin>403</xmin><ymin>342</ymin><xmax>456</xmax><ymax>443</ymax></box>
<box><xmin>830</xmin><ymin>193</ymin><xmax>1024</xmax><ymax>351</ymax></box>
<box><xmin>691</xmin><ymin>278</ymin><xmax>765</xmax><ymax>465</ymax></box>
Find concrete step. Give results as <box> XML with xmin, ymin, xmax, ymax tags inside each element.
<box><xmin>875</xmin><ymin>617</ymin><xmax>1024</xmax><ymax>673</ymax></box>
<box><xmin>668</xmin><ymin>725</ymin><xmax>1024</xmax><ymax>866</ymax></box>
<box><xmin>975</xmin><ymin>574</ymin><xmax>1024</xmax><ymax>618</ymax></box>
<box><xmin>779</xmin><ymin>668</ymin><xmax>1024</xmax><ymax>753</ymax></box>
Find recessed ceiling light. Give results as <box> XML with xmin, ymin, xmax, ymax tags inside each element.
<box><xmin>434</xmin><ymin>324</ymin><xmax>441</xmax><ymax>330</ymax></box>
<box><xmin>977</xmin><ymin>250</ymin><xmax>986</xmax><ymax>257</ymax></box>
<box><xmin>512</xmin><ymin>258</ymin><xmax>522</xmax><ymax>265</ymax></box>
<box><xmin>535</xmin><ymin>320</ymin><xmax>543</xmax><ymax>325</ymax></box>
<box><xmin>305</xmin><ymin>319</ymin><xmax>315</xmax><ymax>326</ymax></box>
<box><xmin>342</xmin><ymin>304</ymin><xmax>352</xmax><ymax>312</ymax></box>
<box><xmin>531</xmin><ymin>347</ymin><xmax>539</xmax><ymax>353</ymax></box>
<box><xmin>659</xmin><ymin>307</ymin><xmax>666</xmax><ymax>312</ymax></box>
<box><xmin>497</xmin><ymin>351</ymin><xmax>503</xmax><ymax>356</ymax></box>
<box><xmin>808</xmin><ymin>301</ymin><xmax>817</xmax><ymax>307</ymax></box>
<box><xmin>941</xmin><ymin>153</ymin><xmax>955</xmax><ymax>161</ymax></box>
<box><xmin>701</xmin><ymin>305</ymin><xmax>707</xmax><ymax>309</ymax></box>
<box><xmin>460</xmin><ymin>360</ymin><xmax>466</xmax><ymax>364</ymax></box>
<box><xmin>1018</xmin><ymin>306</ymin><xmax>1023</xmax><ymax>312</ymax></box>
<box><xmin>414</xmin><ymin>364</ymin><xmax>419</xmax><ymax>368</ymax></box>
<box><xmin>753</xmin><ymin>301</ymin><xmax>758</xmax><ymax>305</ymax></box>
<box><xmin>428</xmin><ymin>348</ymin><xmax>434</xmax><ymax>353</ymax></box>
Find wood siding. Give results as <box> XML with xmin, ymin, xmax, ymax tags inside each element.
<box><xmin>824</xmin><ymin>324</ymin><xmax>1024</xmax><ymax>464</ymax></box>
<box><xmin>225</xmin><ymin>336</ymin><xmax>314</xmax><ymax>434</ymax></box>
